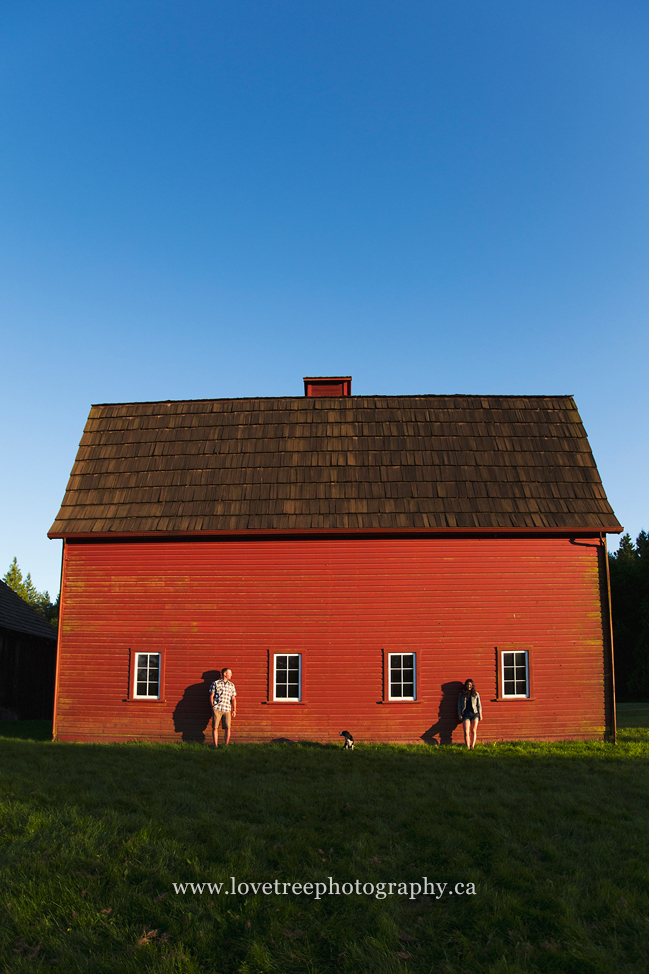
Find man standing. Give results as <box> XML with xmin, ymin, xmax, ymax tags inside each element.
<box><xmin>209</xmin><ymin>668</ymin><xmax>237</xmax><ymax>747</ymax></box>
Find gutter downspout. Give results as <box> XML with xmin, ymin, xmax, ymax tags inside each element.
<box><xmin>601</xmin><ymin>533</ymin><xmax>617</xmax><ymax>743</ymax></box>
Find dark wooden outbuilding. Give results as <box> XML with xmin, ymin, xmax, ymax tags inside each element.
<box><xmin>49</xmin><ymin>380</ymin><xmax>622</xmax><ymax>744</ymax></box>
<box><xmin>0</xmin><ymin>580</ymin><xmax>57</xmax><ymax>721</ymax></box>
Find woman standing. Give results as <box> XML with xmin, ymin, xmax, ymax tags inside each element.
<box><xmin>458</xmin><ymin>679</ymin><xmax>482</xmax><ymax>748</ymax></box>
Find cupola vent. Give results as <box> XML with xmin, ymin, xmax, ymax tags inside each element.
<box><xmin>303</xmin><ymin>376</ymin><xmax>352</xmax><ymax>397</ymax></box>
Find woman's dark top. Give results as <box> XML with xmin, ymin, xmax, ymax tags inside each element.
<box><xmin>458</xmin><ymin>691</ymin><xmax>482</xmax><ymax>719</ymax></box>
<box><xmin>462</xmin><ymin>697</ymin><xmax>476</xmax><ymax>718</ymax></box>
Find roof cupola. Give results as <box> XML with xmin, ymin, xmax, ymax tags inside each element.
<box><xmin>303</xmin><ymin>375</ymin><xmax>352</xmax><ymax>397</ymax></box>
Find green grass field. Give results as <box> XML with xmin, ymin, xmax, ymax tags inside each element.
<box><xmin>1</xmin><ymin>711</ymin><xmax>648</xmax><ymax>973</ymax></box>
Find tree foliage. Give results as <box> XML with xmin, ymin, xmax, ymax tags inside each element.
<box><xmin>2</xmin><ymin>557</ymin><xmax>59</xmax><ymax>629</ymax></box>
<box><xmin>609</xmin><ymin>531</ymin><xmax>649</xmax><ymax>700</ymax></box>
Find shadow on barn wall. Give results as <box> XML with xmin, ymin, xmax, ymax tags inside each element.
<box><xmin>172</xmin><ymin>670</ymin><xmax>220</xmax><ymax>742</ymax></box>
<box><xmin>421</xmin><ymin>681</ymin><xmax>464</xmax><ymax>745</ymax></box>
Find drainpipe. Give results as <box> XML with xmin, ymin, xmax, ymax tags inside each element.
<box><xmin>601</xmin><ymin>533</ymin><xmax>617</xmax><ymax>743</ymax></box>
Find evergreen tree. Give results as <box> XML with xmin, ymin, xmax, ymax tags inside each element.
<box><xmin>617</xmin><ymin>533</ymin><xmax>636</xmax><ymax>561</ymax></box>
<box><xmin>609</xmin><ymin>531</ymin><xmax>649</xmax><ymax>700</ymax></box>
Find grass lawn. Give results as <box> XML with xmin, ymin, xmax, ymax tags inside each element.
<box><xmin>1</xmin><ymin>713</ymin><xmax>648</xmax><ymax>973</ymax></box>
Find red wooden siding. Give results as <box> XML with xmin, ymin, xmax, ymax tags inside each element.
<box><xmin>54</xmin><ymin>536</ymin><xmax>611</xmax><ymax>744</ymax></box>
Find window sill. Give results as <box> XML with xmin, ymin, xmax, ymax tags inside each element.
<box><xmin>123</xmin><ymin>698</ymin><xmax>167</xmax><ymax>703</ymax></box>
<box><xmin>491</xmin><ymin>697</ymin><xmax>535</xmax><ymax>702</ymax></box>
<box><xmin>377</xmin><ymin>700</ymin><xmax>423</xmax><ymax>704</ymax></box>
<box><xmin>262</xmin><ymin>701</ymin><xmax>306</xmax><ymax>706</ymax></box>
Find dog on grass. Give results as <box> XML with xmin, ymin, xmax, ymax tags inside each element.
<box><xmin>339</xmin><ymin>730</ymin><xmax>354</xmax><ymax>750</ymax></box>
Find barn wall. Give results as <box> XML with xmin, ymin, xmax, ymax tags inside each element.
<box><xmin>54</xmin><ymin>536</ymin><xmax>609</xmax><ymax>744</ymax></box>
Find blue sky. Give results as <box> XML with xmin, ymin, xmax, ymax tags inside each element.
<box><xmin>1</xmin><ymin>0</ymin><xmax>647</xmax><ymax>597</ymax></box>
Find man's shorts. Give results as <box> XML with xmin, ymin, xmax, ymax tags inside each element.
<box><xmin>213</xmin><ymin>709</ymin><xmax>231</xmax><ymax>730</ymax></box>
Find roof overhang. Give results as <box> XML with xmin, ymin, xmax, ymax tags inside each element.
<box><xmin>49</xmin><ymin>525</ymin><xmax>623</xmax><ymax>542</ymax></box>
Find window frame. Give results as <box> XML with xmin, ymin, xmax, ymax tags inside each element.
<box><xmin>387</xmin><ymin>652</ymin><xmax>417</xmax><ymax>702</ymax></box>
<box><xmin>498</xmin><ymin>648</ymin><xmax>531</xmax><ymax>699</ymax></box>
<box><xmin>128</xmin><ymin>649</ymin><xmax>164</xmax><ymax>702</ymax></box>
<box><xmin>272</xmin><ymin>653</ymin><xmax>302</xmax><ymax>702</ymax></box>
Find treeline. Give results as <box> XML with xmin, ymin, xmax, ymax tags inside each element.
<box><xmin>2</xmin><ymin>557</ymin><xmax>59</xmax><ymax>629</ymax></box>
<box><xmin>609</xmin><ymin>531</ymin><xmax>649</xmax><ymax>701</ymax></box>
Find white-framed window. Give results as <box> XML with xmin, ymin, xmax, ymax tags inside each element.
<box><xmin>389</xmin><ymin>653</ymin><xmax>416</xmax><ymax>700</ymax></box>
<box><xmin>274</xmin><ymin>654</ymin><xmax>301</xmax><ymax>701</ymax></box>
<box><xmin>501</xmin><ymin>650</ymin><xmax>529</xmax><ymax>698</ymax></box>
<box><xmin>134</xmin><ymin>652</ymin><xmax>161</xmax><ymax>699</ymax></box>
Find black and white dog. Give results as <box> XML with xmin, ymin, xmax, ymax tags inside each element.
<box><xmin>339</xmin><ymin>730</ymin><xmax>354</xmax><ymax>750</ymax></box>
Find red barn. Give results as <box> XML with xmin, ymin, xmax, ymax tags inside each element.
<box><xmin>48</xmin><ymin>378</ymin><xmax>622</xmax><ymax>744</ymax></box>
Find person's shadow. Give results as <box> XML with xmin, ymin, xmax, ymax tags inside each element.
<box><xmin>173</xmin><ymin>670</ymin><xmax>220</xmax><ymax>743</ymax></box>
<box><xmin>421</xmin><ymin>681</ymin><xmax>464</xmax><ymax>745</ymax></box>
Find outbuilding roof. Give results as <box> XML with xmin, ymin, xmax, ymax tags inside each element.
<box><xmin>0</xmin><ymin>581</ymin><xmax>57</xmax><ymax>640</ymax></box>
<box><xmin>49</xmin><ymin>394</ymin><xmax>621</xmax><ymax>536</ymax></box>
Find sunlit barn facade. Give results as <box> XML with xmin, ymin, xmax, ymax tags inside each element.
<box><xmin>49</xmin><ymin>377</ymin><xmax>621</xmax><ymax>744</ymax></box>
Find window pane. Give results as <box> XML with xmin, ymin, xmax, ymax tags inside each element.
<box><xmin>502</xmin><ymin>651</ymin><xmax>528</xmax><ymax>697</ymax></box>
<box><xmin>135</xmin><ymin>653</ymin><xmax>160</xmax><ymax>697</ymax></box>
<box><xmin>275</xmin><ymin>655</ymin><xmax>300</xmax><ymax>700</ymax></box>
<box><xmin>389</xmin><ymin>654</ymin><xmax>416</xmax><ymax>699</ymax></box>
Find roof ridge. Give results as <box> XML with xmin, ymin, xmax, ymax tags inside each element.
<box><xmin>91</xmin><ymin>394</ymin><xmax>576</xmax><ymax>408</ymax></box>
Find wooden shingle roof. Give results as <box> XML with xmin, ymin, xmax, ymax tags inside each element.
<box><xmin>48</xmin><ymin>394</ymin><xmax>621</xmax><ymax>536</ymax></box>
<box><xmin>0</xmin><ymin>581</ymin><xmax>57</xmax><ymax>640</ymax></box>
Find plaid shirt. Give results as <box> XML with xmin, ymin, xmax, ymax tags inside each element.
<box><xmin>210</xmin><ymin>679</ymin><xmax>236</xmax><ymax>712</ymax></box>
